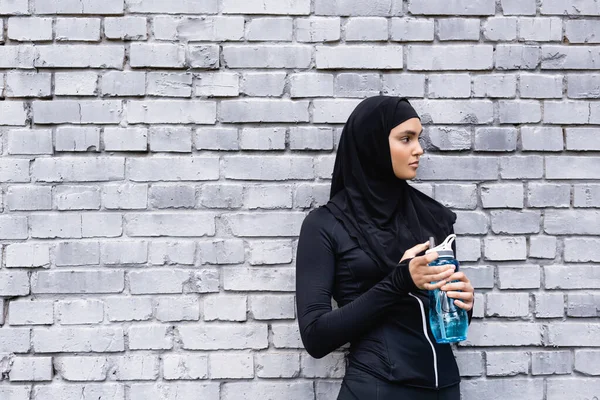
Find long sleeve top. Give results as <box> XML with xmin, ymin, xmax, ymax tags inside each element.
<box><xmin>296</xmin><ymin>206</ymin><xmax>472</xmax><ymax>389</ymax></box>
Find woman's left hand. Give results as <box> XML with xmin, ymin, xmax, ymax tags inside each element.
<box><xmin>441</xmin><ymin>272</ymin><xmax>474</xmax><ymax>312</ymax></box>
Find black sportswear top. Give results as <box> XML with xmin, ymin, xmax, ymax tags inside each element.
<box><xmin>296</xmin><ymin>206</ymin><xmax>472</xmax><ymax>389</ymax></box>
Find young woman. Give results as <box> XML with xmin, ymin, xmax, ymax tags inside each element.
<box><xmin>295</xmin><ymin>96</ymin><xmax>475</xmax><ymax>400</ymax></box>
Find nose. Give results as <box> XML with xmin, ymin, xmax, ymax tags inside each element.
<box><xmin>414</xmin><ymin>139</ymin><xmax>424</xmax><ymax>156</ymax></box>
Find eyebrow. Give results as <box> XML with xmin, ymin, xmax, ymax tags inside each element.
<box><xmin>402</xmin><ymin>130</ymin><xmax>423</xmax><ymax>136</ymax></box>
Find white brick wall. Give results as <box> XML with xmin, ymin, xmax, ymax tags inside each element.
<box><xmin>0</xmin><ymin>1</ymin><xmax>598</xmax><ymax>399</ymax></box>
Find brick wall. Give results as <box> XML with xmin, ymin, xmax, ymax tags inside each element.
<box><xmin>0</xmin><ymin>0</ymin><xmax>599</xmax><ymax>399</ymax></box>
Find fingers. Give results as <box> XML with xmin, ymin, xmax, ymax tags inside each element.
<box><xmin>453</xmin><ymin>299</ymin><xmax>474</xmax><ymax>311</ymax></box>
<box><xmin>445</xmin><ymin>291</ymin><xmax>474</xmax><ymax>301</ymax></box>
<box><xmin>427</xmin><ymin>267</ymin><xmax>456</xmax><ymax>283</ymax></box>
<box><xmin>446</xmin><ymin>271</ymin><xmax>467</xmax><ymax>283</ymax></box>
<box><xmin>423</xmin><ymin>280</ymin><xmax>447</xmax><ymax>291</ymax></box>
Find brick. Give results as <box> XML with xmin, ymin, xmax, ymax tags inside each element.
<box><xmin>110</xmin><ymin>355</ymin><xmax>159</xmax><ymax>380</ymax></box>
<box><xmin>127</xmin><ymin>0</ymin><xmax>217</xmax><ymax>13</ymax></box>
<box><xmin>390</xmin><ymin>18</ymin><xmax>433</xmax><ymax>41</ymax></box>
<box><xmin>495</xmin><ymin>44</ymin><xmax>540</xmax><ymax>69</ymax></box>
<box><xmin>7</xmin><ymin>128</ymin><xmax>52</xmax><ymax>155</ymax></box>
<box><xmin>491</xmin><ymin>210</ymin><xmax>540</xmax><ymax>234</ymax></box>
<box><xmin>224</xmin><ymin>45</ymin><xmax>311</xmax><ymax>68</ymax></box>
<box><xmin>473</xmin><ymin>74</ymin><xmax>517</xmax><ymax>98</ymax></box>
<box><xmin>0</xmin><ymin>328</ymin><xmax>30</xmax><ymax>352</ymax></box>
<box><xmin>149</xmin><ymin>184</ymin><xmax>195</xmax><ymax>208</ymax></box>
<box><xmin>244</xmin><ymin>185</ymin><xmax>292</xmax><ymax>209</ymax></box>
<box><xmin>54</xmin><ymin>356</ymin><xmax>108</xmax><ymax>381</ymax></box>
<box><xmin>0</xmin><ymin>101</ymin><xmax>28</xmax><ymax>126</ymax></box>
<box><xmin>202</xmin><ymin>294</ymin><xmax>246</xmax><ymax>321</ymax></box>
<box><xmin>545</xmin><ymin>266</ymin><xmax>600</xmax><ymax>289</ymax></box>
<box><xmin>301</xmin><ymin>352</ymin><xmax>345</xmax><ymax>378</ymax></box>
<box><xmin>128</xmin><ymin>325</ymin><xmax>172</xmax><ymax>350</ymax></box>
<box><xmin>128</xmin><ymin>269</ymin><xmax>189</xmax><ymax>294</ymax></box>
<box><xmin>163</xmin><ymin>354</ymin><xmax>208</xmax><ymax>380</ymax></box>
<box><xmin>248</xmin><ymin>240</ymin><xmax>293</xmax><ymax>265</ymax></box>
<box><xmin>426</xmin><ymin>126</ymin><xmax>471</xmax><ymax>151</ymax></box>
<box><xmin>574</xmin><ymin>184</ymin><xmax>600</xmax><ymax>207</ymax></box>
<box><xmin>500</xmin><ymin>155</ymin><xmax>543</xmax><ymax>179</ymax></box>
<box><xmin>55</xmin><ymin>127</ymin><xmax>100</xmax><ymax>152</ymax></box>
<box><xmin>149</xmin><ymin>126</ymin><xmax>192</xmax><ymax>152</ymax></box>
<box><xmin>256</xmin><ymin>353</ymin><xmax>300</xmax><ymax>378</ymax></box>
<box><xmin>520</xmin><ymin>126</ymin><xmax>564</xmax><ymax>152</ymax></box>
<box><xmin>128</xmin><ymin>157</ymin><xmax>218</xmax><ymax>181</ymax></box>
<box><xmin>6</xmin><ymin>242</ymin><xmax>50</xmax><ymax>268</ymax></box>
<box><xmin>30</xmin><ymin>213</ymin><xmax>82</xmax><ymax>239</ymax></box>
<box><xmin>7</xmin><ymin>185</ymin><xmax>51</xmax><ymax>211</ymax></box>
<box><xmin>544</xmin><ymin>100</ymin><xmax>594</xmax><ymax>124</ymax></box>
<box><xmin>32</xmin><ymin>327</ymin><xmax>124</xmax><ymax>352</ymax></box>
<box><xmin>5</xmin><ymin>71</ymin><xmax>51</xmax><ymax>97</ymax></box>
<box><xmin>56</xmin><ymin>18</ymin><xmax>100</xmax><ymax>41</ymax></box>
<box><xmin>334</xmin><ymin>73</ymin><xmax>380</xmax><ymax>97</ymax></box>
<box><xmin>129</xmin><ymin>43</ymin><xmax>185</xmax><ymax>68</ymax></box>
<box><xmin>346</xmin><ymin>17</ymin><xmax>388</xmax><ymax>41</ymax></box>
<box><xmin>105</xmin><ymin>17</ymin><xmax>147</xmax><ymax>40</ymax></box>
<box><xmin>382</xmin><ymin>73</ymin><xmax>425</xmax><ymax>97</ymax></box>
<box><xmin>9</xmin><ymin>300</ymin><xmax>53</xmax><ymax>325</ymax></box>
<box><xmin>499</xmin><ymin>265</ymin><xmax>541</xmax><ymax>289</ymax></box>
<box><xmin>55</xmin><ymin>241</ymin><xmax>100</xmax><ymax>266</ymax></box>
<box><xmin>9</xmin><ymin>357</ymin><xmax>53</xmax><ymax>381</ymax></box>
<box><xmin>462</xmin><ymin>322</ymin><xmax>541</xmax><ymax>346</ymax></box>
<box><xmin>250</xmin><ymin>294</ymin><xmax>295</xmax><ymax>320</ymax></box>
<box><xmin>547</xmin><ymin>378</ymin><xmax>600</xmax><ymax>400</ymax></box>
<box><xmin>486</xmin><ymin>293</ymin><xmax>529</xmax><ymax>317</ymax></box>
<box><xmin>417</xmin><ymin>155</ymin><xmax>498</xmax><ymax>180</ymax></box>
<box><xmin>34</xmin><ymin>0</ymin><xmax>123</xmax><ymax>13</ymax></box>
<box><xmin>130</xmin><ymin>383</ymin><xmax>218</xmax><ymax>400</ymax></box>
<box><xmin>147</xmin><ymin>72</ymin><xmax>191</xmax><ymax>98</ymax></box>
<box><xmin>499</xmin><ymin>100</ymin><xmax>541</xmax><ymax>123</ymax></box>
<box><xmin>462</xmin><ymin>379</ymin><xmax>543</xmax><ymax>400</ymax></box>
<box><xmin>296</xmin><ymin>17</ymin><xmax>340</xmax><ymax>42</ymax></box>
<box><xmin>567</xmin><ymin>293</ymin><xmax>600</xmax><ymax>317</ymax></box>
<box><xmin>272</xmin><ymin>323</ymin><xmax>303</xmax><ymax>348</ymax></box>
<box><xmin>0</xmin><ymin>0</ymin><xmax>28</xmax><ymax>14</ymax></box>
<box><xmin>101</xmin><ymin>241</ymin><xmax>147</xmax><ymax>264</ymax></box>
<box><xmin>535</xmin><ymin>293</ymin><xmax>564</xmax><ymax>318</ymax></box>
<box><xmin>8</xmin><ymin>17</ymin><xmax>52</xmax><ymax>41</ymax></box>
<box><xmin>520</xmin><ymin>74</ymin><xmax>563</xmax><ymax>98</ymax></box>
<box><xmin>315</xmin><ymin>0</ymin><xmax>400</xmax><ymax>16</ymax></box>
<box><xmin>223</xmin><ymin>267</ymin><xmax>295</xmax><ymax>291</ymax></box>
<box><xmin>408</xmin><ymin>45</ymin><xmax>493</xmax><ymax>70</ymax></box>
<box><xmin>483</xmin><ymin>17</ymin><xmax>517</xmax><ymax>41</ymax></box>
<box><xmin>313</xmin><ymin>98</ymin><xmax>361</xmax><ymax>123</ymax></box>
<box><xmin>529</xmin><ymin>236</ymin><xmax>557</xmax><ymax>259</ymax></box>
<box><xmin>247</xmin><ymin>17</ymin><xmax>292</xmax><ymax>41</ymax></box>
<box><xmin>317</xmin><ymin>45</ymin><xmax>403</xmax><ymax>69</ymax></box>
<box><xmin>485</xmin><ymin>237</ymin><xmax>527</xmax><ymax>260</ymax></box>
<box><xmin>519</xmin><ymin>17</ymin><xmax>561</xmax><ymax>42</ymax></box>
<box><xmin>290</xmin><ymin>73</ymin><xmax>334</xmax><ymax>98</ymax></box>
<box><xmin>195</xmin><ymin>128</ymin><xmax>238</xmax><ymax>151</ymax></box>
<box><xmin>223</xmin><ymin>0</ymin><xmax>309</xmax><ymax>14</ymax></box>
<box><xmin>527</xmin><ymin>183</ymin><xmax>570</xmax><ymax>208</ymax></box>
<box><xmin>186</xmin><ymin>44</ymin><xmax>219</xmax><ymax>68</ymax></box>
<box><xmin>0</xmin><ymin>215</ymin><xmax>28</xmax><ymax>239</ymax></box>
<box><xmin>541</xmin><ymin>0</ymin><xmax>600</xmax><ymax>15</ymax></box>
<box><xmin>474</xmin><ymin>127</ymin><xmax>517</xmax><ymax>151</ymax></box>
<box><xmin>410</xmin><ymin>0</ymin><xmax>494</xmax><ymax>15</ymax></box>
<box><xmin>547</xmin><ymin>156</ymin><xmax>600</xmax><ymax>179</ymax></box>
<box><xmin>180</xmin><ymin>324</ymin><xmax>267</xmax><ymax>350</ymax></box>
<box><xmin>125</xmin><ymin>213</ymin><xmax>215</xmax><ymax>237</ymax></box>
<box><xmin>36</xmin><ymin>45</ymin><xmax>124</xmax><ymax>68</ymax></box>
<box><xmin>545</xmin><ymin>210</ymin><xmax>600</xmax><ymax>235</ymax></box>
<box><xmin>32</xmin><ymin>270</ymin><xmax>124</xmax><ymax>294</ymax></box>
<box><xmin>501</xmin><ymin>0</ymin><xmax>536</xmax><ymax>15</ymax></box>
<box><xmin>455</xmin><ymin>351</ymin><xmax>484</xmax><ymax>377</ymax></box>
<box><xmin>155</xmin><ymin>296</ymin><xmax>199</xmax><ymax>322</ymax></box>
<box><xmin>0</xmin><ymin>46</ymin><xmax>36</xmax><ymax>68</ymax></box>
<box><xmin>294</xmin><ymin>183</ymin><xmax>330</xmax><ymax>208</ymax></box>
<box><xmin>543</xmin><ymin>45</ymin><xmax>600</xmax><ymax>70</ymax></box>
<box><xmin>196</xmin><ymin>72</ymin><xmax>239</xmax><ymax>97</ymax></box>
<box><xmin>101</xmin><ymin>71</ymin><xmax>146</xmax><ymax>96</ymax></box>
<box><xmin>105</xmin><ymin>297</ymin><xmax>152</xmax><ymax>322</ymax></box>
<box><xmin>241</xmin><ymin>72</ymin><xmax>286</xmax><ymax>97</ymax></box>
<box><xmin>481</xmin><ymin>183</ymin><xmax>524</xmax><ymax>208</ymax></box>
<box><xmin>149</xmin><ymin>241</ymin><xmax>195</xmax><ymax>265</ymax></box>
<box><xmin>437</xmin><ymin>18</ymin><xmax>480</xmax><ymax>41</ymax></box>
<box><xmin>33</xmin><ymin>384</ymin><xmax>124</xmax><ymax>400</ymax></box>
<box><xmin>200</xmin><ymin>183</ymin><xmax>243</xmax><ymax>208</ymax></box>
<box><xmin>485</xmin><ymin>351</ymin><xmax>529</xmax><ymax>376</ymax></box>
<box><xmin>575</xmin><ymin>350</ymin><xmax>600</xmax><ymax>375</ymax></box>
<box><xmin>565</xmin><ymin>238</ymin><xmax>600</xmax><ymax>262</ymax></box>
<box><xmin>428</xmin><ymin>74</ymin><xmax>470</xmax><ymax>98</ymax></box>
<box><xmin>546</xmin><ymin>323</ymin><xmax>600</xmax><ymax>346</ymax></box>
<box><xmin>565</xmin><ymin>20</ymin><xmax>600</xmax><ymax>43</ymax></box>
<box><xmin>84</xmin><ymin>213</ymin><xmax>123</xmax><ymax>238</ymax></box>
<box><xmin>104</xmin><ymin>127</ymin><xmax>148</xmax><ymax>151</ymax></box>
<box><xmin>55</xmin><ymin>71</ymin><xmax>97</xmax><ymax>96</ymax></box>
<box><xmin>103</xmin><ymin>183</ymin><xmax>147</xmax><ymax>209</ymax></box>
<box><xmin>290</xmin><ymin>127</ymin><xmax>333</xmax><ymax>150</ymax></box>
<box><xmin>198</xmin><ymin>239</ymin><xmax>244</xmax><ymax>264</ymax></box>
<box><xmin>186</xmin><ymin>269</ymin><xmax>220</xmax><ymax>293</ymax></box>
<box><xmin>210</xmin><ymin>352</ymin><xmax>253</xmax><ymax>379</ymax></box>
<box><xmin>153</xmin><ymin>16</ymin><xmax>243</xmax><ymax>41</ymax></box>
<box><xmin>33</xmin><ymin>100</ymin><xmax>122</xmax><ymax>124</ymax></box>
<box><xmin>224</xmin><ymin>212</ymin><xmax>305</xmax><ymax>237</ymax></box>
<box><xmin>128</xmin><ymin>100</ymin><xmax>215</xmax><ymax>124</ymax></box>
<box><xmin>454</xmin><ymin>237</ymin><xmax>481</xmax><ymax>262</ymax></box>
<box><xmin>568</xmin><ymin>75</ymin><xmax>600</xmax><ymax>99</ymax></box>
<box><xmin>453</xmin><ymin>211</ymin><xmax>489</xmax><ymax>234</ymax></box>
<box><xmin>224</xmin><ymin>156</ymin><xmax>313</xmax><ymax>181</ymax></box>
<box><xmin>413</xmin><ymin>99</ymin><xmax>494</xmax><ymax>124</ymax></box>
<box><xmin>57</xmin><ymin>299</ymin><xmax>103</xmax><ymax>325</ymax></box>
<box><xmin>223</xmin><ymin>382</ymin><xmax>313</xmax><ymax>400</ymax></box>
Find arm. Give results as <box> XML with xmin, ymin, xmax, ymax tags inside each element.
<box><xmin>295</xmin><ymin>213</ymin><xmax>417</xmax><ymax>359</ymax></box>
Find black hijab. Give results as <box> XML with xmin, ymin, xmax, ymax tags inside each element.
<box><xmin>324</xmin><ymin>96</ymin><xmax>456</xmax><ymax>275</ymax></box>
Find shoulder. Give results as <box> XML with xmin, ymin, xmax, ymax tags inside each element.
<box><xmin>301</xmin><ymin>206</ymin><xmax>338</xmax><ymax>235</ymax></box>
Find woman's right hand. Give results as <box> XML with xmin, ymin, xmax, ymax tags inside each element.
<box><xmin>408</xmin><ymin>251</ymin><xmax>456</xmax><ymax>290</ymax></box>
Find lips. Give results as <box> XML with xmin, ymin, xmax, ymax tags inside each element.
<box><xmin>409</xmin><ymin>162</ymin><xmax>419</xmax><ymax>166</ymax></box>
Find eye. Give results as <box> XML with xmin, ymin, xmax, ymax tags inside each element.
<box><xmin>399</xmin><ymin>137</ymin><xmax>410</xmax><ymax>143</ymax></box>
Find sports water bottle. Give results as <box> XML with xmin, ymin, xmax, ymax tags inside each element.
<box><xmin>425</xmin><ymin>234</ymin><xmax>468</xmax><ymax>343</ymax></box>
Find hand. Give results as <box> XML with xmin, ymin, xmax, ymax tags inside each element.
<box><xmin>400</xmin><ymin>241</ymin><xmax>431</xmax><ymax>263</ymax></box>
<box><xmin>441</xmin><ymin>272</ymin><xmax>475</xmax><ymax>312</ymax></box>
<box><xmin>408</xmin><ymin>252</ymin><xmax>456</xmax><ymax>291</ymax></box>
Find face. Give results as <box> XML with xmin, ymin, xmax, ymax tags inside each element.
<box><xmin>388</xmin><ymin>117</ymin><xmax>424</xmax><ymax>180</ymax></box>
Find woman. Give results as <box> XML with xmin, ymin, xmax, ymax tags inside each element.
<box><xmin>295</xmin><ymin>96</ymin><xmax>475</xmax><ymax>400</ymax></box>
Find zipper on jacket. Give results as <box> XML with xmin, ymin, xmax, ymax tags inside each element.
<box><xmin>408</xmin><ymin>292</ymin><xmax>439</xmax><ymax>389</ymax></box>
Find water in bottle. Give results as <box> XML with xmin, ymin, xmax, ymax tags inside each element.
<box><xmin>426</xmin><ymin>234</ymin><xmax>469</xmax><ymax>343</ymax></box>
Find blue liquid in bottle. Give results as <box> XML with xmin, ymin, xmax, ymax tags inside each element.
<box><xmin>426</xmin><ymin>235</ymin><xmax>469</xmax><ymax>344</ymax></box>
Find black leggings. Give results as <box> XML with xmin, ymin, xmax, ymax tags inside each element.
<box><xmin>337</xmin><ymin>368</ymin><xmax>460</xmax><ymax>400</ymax></box>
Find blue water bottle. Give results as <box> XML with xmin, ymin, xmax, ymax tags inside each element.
<box><xmin>425</xmin><ymin>234</ymin><xmax>468</xmax><ymax>343</ymax></box>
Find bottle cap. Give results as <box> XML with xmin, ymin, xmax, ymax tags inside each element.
<box><xmin>425</xmin><ymin>234</ymin><xmax>456</xmax><ymax>258</ymax></box>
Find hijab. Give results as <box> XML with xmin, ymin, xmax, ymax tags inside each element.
<box><xmin>324</xmin><ymin>96</ymin><xmax>457</xmax><ymax>275</ymax></box>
